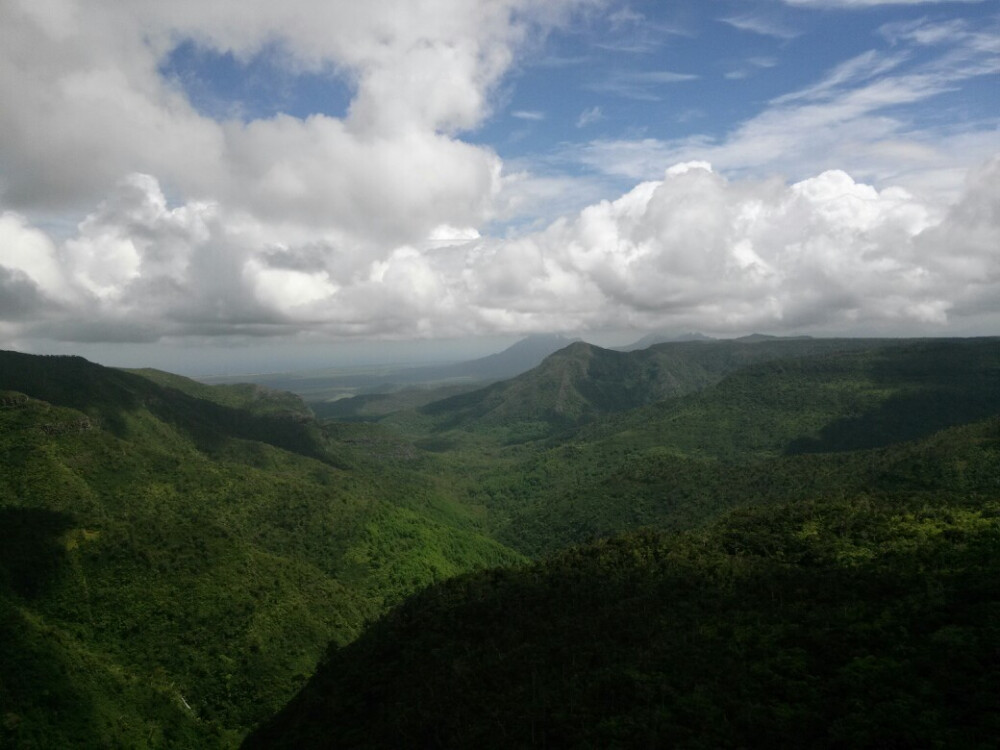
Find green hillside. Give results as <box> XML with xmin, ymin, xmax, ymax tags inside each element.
<box><xmin>592</xmin><ymin>337</ymin><xmax>1000</xmax><ymax>459</ymax></box>
<box><xmin>412</xmin><ymin>337</ymin><xmax>907</xmax><ymax>442</ymax></box>
<box><xmin>3</xmin><ymin>338</ymin><xmax>999</xmax><ymax>748</ymax></box>
<box><xmin>422</xmin><ymin>338</ymin><xmax>1000</xmax><ymax>555</ymax></box>
<box><xmin>244</xmin><ymin>422</ymin><xmax>1000</xmax><ymax>747</ymax></box>
<box><xmin>242</xmin><ymin>336</ymin><xmax>1000</xmax><ymax>748</ymax></box>
<box><xmin>125</xmin><ymin>368</ymin><xmax>313</xmax><ymax>418</ymax></box>
<box><xmin>0</xmin><ymin>353</ymin><xmax>523</xmax><ymax>748</ymax></box>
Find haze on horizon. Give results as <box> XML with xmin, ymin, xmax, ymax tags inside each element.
<box><xmin>1</xmin><ymin>0</ymin><xmax>997</xmax><ymax>375</ymax></box>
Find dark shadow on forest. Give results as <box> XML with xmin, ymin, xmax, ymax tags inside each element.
<box><xmin>0</xmin><ymin>507</ymin><xmax>75</xmax><ymax>599</ymax></box>
<box><xmin>787</xmin><ymin>340</ymin><xmax>1000</xmax><ymax>455</ymax></box>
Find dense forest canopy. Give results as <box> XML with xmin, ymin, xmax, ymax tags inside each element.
<box><xmin>1</xmin><ymin>337</ymin><xmax>998</xmax><ymax>748</ymax></box>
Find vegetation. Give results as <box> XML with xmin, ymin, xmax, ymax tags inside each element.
<box><xmin>0</xmin><ymin>353</ymin><xmax>521</xmax><ymax>748</ymax></box>
<box><xmin>408</xmin><ymin>337</ymin><xmax>904</xmax><ymax>441</ymax></box>
<box><xmin>246</xmin><ymin>481</ymin><xmax>1000</xmax><ymax>748</ymax></box>
<box><xmin>398</xmin><ymin>338</ymin><xmax>1000</xmax><ymax>556</ymax></box>
<box><xmin>2</xmin><ymin>337</ymin><xmax>998</xmax><ymax>747</ymax></box>
<box><xmin>124</xmin><ymin>368</ymin><xmax>313</xmax><ymax>418</ymax></box>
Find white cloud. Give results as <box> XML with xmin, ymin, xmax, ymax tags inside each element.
<box><xmin>428</xmin><ymin>225</ymin><xmax>482</xmax><ymax>243</ymax></box>
<box><xmin>576</xmin><ymin>105</ymin><xmax>604</xmax><ymax>127</ymax></box>
<box><xmin>456</xmin><ymin>160</ymin><xmax>996</xmax><ymax>334</ymax></box>
<box><xmin>512</xmin><ymin>110</ymin><xmax>546</xmax><ymax>120</ymax></box>
<box><xmin>607</xmin><ymin>7</ymin><xmax>645</xmax><ymax>28</ymax></box>
<box><xmin>0</xmin><ymin>212</ymin><xmax>71</xmax><ymax>301</ymax></box>
<box><xmin>725</xmin><ymin>56</ymin><xmax>779</xmax><ymax>80</ymax></box>
<box><xmin>3</xmin><ymin>158</ymin><xmax>997</xmax><ymax>343</ymax></box>
<box><xmin>0</xmin><ymin>0</ymin><xmax>996</xmax><ymax>349</ymax></box>
<box><xmin>587</xmin><ymin>69</ymin><xmax>699</xmax><ymax>100</ymax></box>
<box><xmin>0</xmin><ymin>0</ymin><xmax>591</xmax><ymax>240</ymax></box>
<box><xmin>720</xmin><ymin>14</ymin><xmax>800</xmax><ymax>40</ymax></box>
<box><xmin>569</xmin><ymin>18</ymin><xmax>1000</xmax><ymax>203</ymax></box>
<box><xmin>770</xmin><ymin>50</ymin><xmax>911</xmax><ymax>105</ymax></box>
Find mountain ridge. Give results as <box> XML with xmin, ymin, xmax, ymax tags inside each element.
<box><xmin>414</xmin><ymin>337</ymin><xmax>939</xmax><ymax>441</ymax></box>
<box><xmin>3</xmin><ymin>337</ymin><xmax>999</xmax><ymax>748</ymax></box>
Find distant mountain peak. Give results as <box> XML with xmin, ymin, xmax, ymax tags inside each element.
<box><xmin>392</xmin><ymin>334</ymin><xmax>584</xmax><ymax>384</ymax></box>
<box><xmin>504</xmin><ymin>333</ymin><xmax>579</xmax><ymax>353</ymax></box>
<box><xmin>551</xmin><ymin>339</ymin><xmax>593</xmax><ymax>355</ymax></box>
<box><xmin>619</xmin><ymin>331</ymin><xmax>715</xmax><ymax>352</ymax></box>
<box><xmin>736</xmin><ymin>333</ymin><xmax>814</xmax><ymax>343</ymax></box>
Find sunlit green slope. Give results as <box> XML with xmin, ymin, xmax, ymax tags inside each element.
<box><xmin>439</xmin><ymin>338</ymin><xmax>1000</xmax><ymax>554</ymax></box>
<box><xmin>409</xmin><ymin>337</ymin><xmax>905</xmax><ymax>442</ymax></box>
<box><xmin>0</xmin><ymin>352</ymin><xmax>523</xmax><ymax>748</ymax></box>
<box><xmin>4</xmin><ymin>337</ymin><xmax>998</xmax><ymax>748</ymax></box>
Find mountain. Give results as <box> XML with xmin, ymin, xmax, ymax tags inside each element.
<box><xmin>618</xmin><ymin>330</ymin><xmax>715</xmax><ymax>351</ymax></box>
<box><xmin>585</xmin><ymin>337</ymin><xmax>1000</xmax><ymax>458</ymax></box>
<box><xmin>0</xmin><ymin>351</ymin><xmax>523</xmax><ymax>748</ymax></box>
<box><xmin>5</xmin><ymin>337</ymin><xmax>1000</xmax><ymax>748</ymax></box>
<box><xmin>243</xmin><ymin>420</ymin><xmax>1000</xmax><ymax>748</ymax></box>
<box><xmin>412</xmin><ymin>337</ymin><xmax>915</xmax><ymax>442</ymax></box>
<box><xmin>616</xmin><ymin>331</ymin><xmax>815</xmax><ymax>353</ymax></box>
<box><xmin>0</xmin><ymin>352</ymin><xmax>332</xmax><ymax>462</ymax></box>
<box><xmin>125</xmin><ymin>367</ymin><xmax>313</xmax><ymax>417</ymax></box>
<box><xmin>736</xmin><ymin>332</ymin><xmax>815</xmax><ymax>342</ymax></box>
<box><xmin>204</xmin><ymin>335</ymin><xmax>580</xmax><ymax>422</ymax></box>
<box><xmin>401</xmin><ymin>333</ymin><xmax>581</xmax><ymax>382</ymax></box>
<box><xmin>311</xmin><ymin>335</ymin><xmax>579</xmax><ymax>421</ymax></box>
<box><xmin>442</xmin><ymin>337</ymin><xmax>1000</xmax><ymax>554</ymax></box>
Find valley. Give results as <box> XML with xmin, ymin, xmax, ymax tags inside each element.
<box><xmin>1</xmin><ymin>336</ymin><xmax>998</xmax><ymax>748</ymax></box>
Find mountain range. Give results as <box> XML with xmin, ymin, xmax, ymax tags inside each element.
<box><xmin>1</xmin><ymin>336</ymin><xmax>998</xmax><ymax>747</ymax></box>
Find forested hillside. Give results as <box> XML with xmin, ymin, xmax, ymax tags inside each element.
<box><xmin>399</xmin><ymin>337</ymin><xmax>1000</xmax><ymax>555</ymax></box>
<box><xmin>409</xmin><ymin>337</ymin><xmax>909</xmax><ymax>441</ymax></box>
<box><xmin>246</xmin><ymin>460</ymin><xmax>1000</xmax><ymax>748</ymax></box>
<box><xmin>246</xmin><ymin>336</ymin><xmax>1000</xmax><ymax>748</ymax></box>
<box><xmin>0</xmin><ymin>352</ymin><xmax>522</xmax><ymax>748</ymax></box>
<box><xmin>2</xmin><ymin>338</ymin><xmax>998</xmax><ymax>748</ymax></box>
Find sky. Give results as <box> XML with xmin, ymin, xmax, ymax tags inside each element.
<box><xmin>0</xmin><ymin>0</ymin><xmax>997</xmax><ymax>374</ymax></box>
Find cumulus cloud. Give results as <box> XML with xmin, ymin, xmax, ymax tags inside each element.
<box><xmin>0</xmin><ymin>267</ymin><xmax>50</xmax><ymax>321</ymax></box>
<box><xmin>0</xmin><ymin>0</ymin><xmax>589</xmax><ymax>244</ymax></box>
<box><xmin>0</xmin><ymin>1</ymin><xmax>996</xmax><ymax>350</ymax></box>
<box><xmin>0</xmin><ymin>212</ymin><xmax>71</xmax><ymax>301</ymax></box>
<box><xmin>3</xmin><ymin>160</ymin><xmax>997</xmax><ymax>343</ymax></box>
<box><xmin>451</xmin><ymin>163</ymin><xmax>959</xmax><ymax>333</ymax></box>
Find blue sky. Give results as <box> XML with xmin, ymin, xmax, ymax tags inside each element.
<box><xmin>0</xmin><ymin>0</ymin><xmax>997</xmax><ymax>372</ymax></box>
<box><xmin>161</xmin><ymin>2</ymin><xmax>997</xmax><ymax>148</ymax></box>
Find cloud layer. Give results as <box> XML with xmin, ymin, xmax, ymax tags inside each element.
<box><xmin>3</xmin><ymin>160</ymin><xmax>997</xmax><ymax>343</ymax></box>
<box><xmin>1</xmin><ymin>1</ymin><xmax>997</xmax><ymax>350</ymax></box>
<box><xmin>0</xmin><ymin>0</ymin><xmax>593</xmax><ymax>242</ymax></box>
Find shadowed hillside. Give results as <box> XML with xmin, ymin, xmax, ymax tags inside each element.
<box><xmin>244</xmin><ymin>448</ymin><xmax>1000</xmax><ymax>748</ymax></box>
<box><xmin>0</xmin><ymin>352</ymin><xmax>332</xmax><ymax>462</ymax></box>
<box><xmin>242</xmin><ymin>337</ymin><xmax>1000</xmax><ymax>748</ymax></box>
